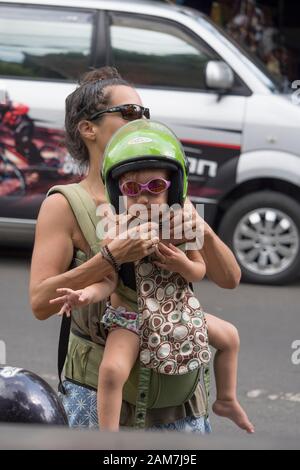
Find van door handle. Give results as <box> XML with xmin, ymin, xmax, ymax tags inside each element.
<box><xmin>0</xmin><ymin>89</ymin><xmax>9</xmax><ymax>102</ymax></box>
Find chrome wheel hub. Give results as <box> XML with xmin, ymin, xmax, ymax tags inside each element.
<box><xmin>233</xmin><ymin>208</ymin><xmax>299</xmax><ymax>276</ymax></box>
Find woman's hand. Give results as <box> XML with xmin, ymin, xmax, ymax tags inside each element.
<box><xmin>104</xmin><ymin>214</ymin><xmax>160</xmax><ymax>264</ymax></box>
<box><xmin>164</xmin><ymin>199</ymin><xmax>206</xmax><ymax>248</ymax></box>
<box><xmin>49</xmin><ymin>288</ymin><xmax>91</xmax><ymax>317</ymax></box>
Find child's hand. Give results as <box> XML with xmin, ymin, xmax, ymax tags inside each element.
<box><xmin>154</xmin><ymin>243</ymin><xmax>188</xmax><ymax>274</ymax></box>
<box><xmin>49</xmin><ymin>288</ymin><xmax>91</xmax><ymax>317</ymax></box>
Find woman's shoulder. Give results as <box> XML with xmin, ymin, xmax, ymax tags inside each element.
<box><xmin>37</xmin><ymin>184</ymin><xmax>90</xmax><ymax>254</ymax></box>
<box><xmin>38</xmin><ymin>187</ymin><xmax>76</xmax><ymax>230</ymax></box>
<box><xmin>43</xmin><ymin>183</ymin><xmax>82</xmax><ymax>214</ymax></box>
<box><xmin>41</xmin><ymin>189</ymin><xmax>72</xmax><ymax>212</ymax></box>
<box><xmin>47</xmin><ymin>182</ymin><xmax>79</xmax><ymax>198</ymax></box>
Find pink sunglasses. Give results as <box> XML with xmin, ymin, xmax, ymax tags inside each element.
<box><xmin>119</xmin><ymin>178</ymin><xmax>171</xmax><ymax>197</ymax></box>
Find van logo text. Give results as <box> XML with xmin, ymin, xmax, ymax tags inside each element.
<box><xmin>187</xmin><ymin>157</ymin><xmax>218</xmax><ymax>178</ymax></box>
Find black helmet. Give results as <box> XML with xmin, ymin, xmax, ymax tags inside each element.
<box><xmin>0</xmin><ymin>366</ymin><xmax>68</xmax><ymax>425</ymax></box>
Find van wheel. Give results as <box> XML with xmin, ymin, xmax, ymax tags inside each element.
<box><xmin>218</xmin><ymin>191</ymin><xmax>300</xmax><ymax>285</ymax></box>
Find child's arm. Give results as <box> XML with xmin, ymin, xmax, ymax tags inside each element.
<box><xmin>81</xmin><ymin>272</ymin><xmax>118</xmax><ymax>303</ymax></box>
<box><xmin>49</xmin><ymin>272</ymin><xmax>118</xmax><ymax>316</ymax></box>
<box><xmin>154</xmin><ymin>243</ymin><xmax>206</xmax><ymax>283</ymax></box>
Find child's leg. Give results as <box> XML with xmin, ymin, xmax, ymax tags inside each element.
<box><xmin>98</xmin><ymin>328</ymin><xmax>139</xmax><ymax>431</ymax></box>
<box><xmin>206</xmin><ymin>313</ymin><xmax>254</xmax><ymax>433</ymax></box>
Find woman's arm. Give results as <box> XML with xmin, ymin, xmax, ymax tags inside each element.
<box><xmin>30</xmin><ymin>194</ymin><xmax>158</xmax><ymax>320</ymax></box>
<box><xmin>185</xmin><ymin>249</ymin><xmax>206</xmax><ymax>283</ymax></box>
<box><xmin>168</xmin><ymin>199</ymin><xmax>241</xmax><ymax>289</ymax></box>
<box><xmin>200</xmin><ymin>223</ymin><xmax>241</xmax><ymax>289</ymax></box>
<box><xmin>30</xmin><ymin>194</ymin><xmax>114</xmax><ymax>319</ymax></box>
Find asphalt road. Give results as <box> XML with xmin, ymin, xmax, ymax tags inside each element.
<box><xmin>0</xmin><ymin>247</ymin><xmax>299</xmax><ymax>445</ymax></box>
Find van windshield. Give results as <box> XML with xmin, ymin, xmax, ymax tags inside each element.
<box><xmin>192</xmin><ymin>12</ymin><xmax>287</xmax><ymax>94</ymax></box>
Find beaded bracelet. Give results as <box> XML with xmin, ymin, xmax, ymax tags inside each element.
<box><xmin>100</xmin><ymin>245</ymin><xmax>120</xmax><ymax>273</ymax></box>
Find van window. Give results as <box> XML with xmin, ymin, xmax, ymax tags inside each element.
<box><xmin>109</xmin><ymin>13</ymin><xmax>219</xmax><ymax>90</ymax></box>
<box><xmin>196</xmin><ymin>14</ymin><xmax>285</xmax><ymax>94</ymax></box>
<box><xmin>0</xmin><ymin>6</ymin><xmax>94</xmax><ymax>81</ymax></box>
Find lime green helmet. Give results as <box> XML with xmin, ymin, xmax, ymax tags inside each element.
<box><xmin>102</xmin><ymin>119</ymin><xmax>189</xmax><ymax>212</ymax></box>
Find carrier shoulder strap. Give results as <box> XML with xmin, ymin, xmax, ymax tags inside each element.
<box><xmin>47</xmin><ymin>183</ymin><xmax>100</xmax><ymax>393</ymax></box>
<box><xmin>48</xmin><ymin>183</ymin><xmax>100</xmax><ymax>254</ymax></box>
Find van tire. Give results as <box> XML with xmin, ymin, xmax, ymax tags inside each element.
<box><xmin>218</xmin><ymin>191</ymin><xmax>300</xmax><ymax>285</ymax></box>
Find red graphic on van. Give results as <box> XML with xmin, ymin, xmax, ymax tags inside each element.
<box><xmin>0</xmin><ymin>93</ymin><xmax>79</xmax><ymax>198</ymax></box>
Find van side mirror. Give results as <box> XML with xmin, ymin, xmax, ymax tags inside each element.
<box><xmin>205</xmin><ymin>61</ymin><xmax>234</xmax><ymax>91</ymax></box>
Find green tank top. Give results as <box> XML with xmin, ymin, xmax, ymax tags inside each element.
<box><xmin>47</xmin><ymin>183</ymin><xmax>208</xmax><ymax>427</ymax></box>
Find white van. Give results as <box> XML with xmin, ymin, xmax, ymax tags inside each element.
<box><xmin>0</xmin><ymin>0</ymin><xmax>300</xmax><ymax>285</ymax></box>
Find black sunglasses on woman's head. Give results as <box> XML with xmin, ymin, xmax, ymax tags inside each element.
<box><xmin>88</xmin><ymin>104</ymin><xmax>150</xmax><ymax>122</ymax></box>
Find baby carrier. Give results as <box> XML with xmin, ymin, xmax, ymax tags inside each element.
<box><xmin>51</xmin><ymin>120</ymin><xmax>211</xmax><ymax>428</ymax></box>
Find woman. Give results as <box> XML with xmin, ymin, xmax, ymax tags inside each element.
<box><xmin>30</xmin><ymin>66</ymin><xmax>241</xmax><ymax>432</ymax></box>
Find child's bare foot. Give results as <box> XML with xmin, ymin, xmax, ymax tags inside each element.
<box><xmin>212</xmin><ymin>399</ymin><xmax>255</xmax><ymax>433</ymax></box>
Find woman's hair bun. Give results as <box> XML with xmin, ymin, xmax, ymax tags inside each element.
<box><xmin>65</xmin><ymin>66</ymin><xmax>129</xmax><ymax>167</ymax></box>
<box><xmin>79</xmin><ymin>66</ymin><xmax>121</xmax><ymax>85</ymax></box>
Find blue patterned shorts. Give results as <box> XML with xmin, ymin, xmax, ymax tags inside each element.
<box><xmin>59</xmin><ymin>380</ymin><xmax>211</xmax><ymax>434</ymax></box>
